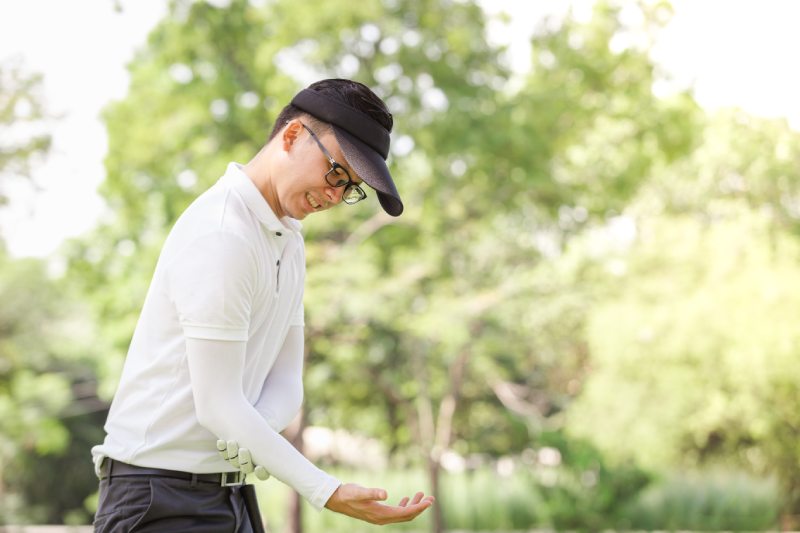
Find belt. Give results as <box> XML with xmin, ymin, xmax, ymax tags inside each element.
<box><xmin>99</xmin><ymin>458</ymin><xmax>246</xmax><ymax>487</ymax></box>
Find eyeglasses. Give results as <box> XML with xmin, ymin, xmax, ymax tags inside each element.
<box><xmin>301</xmin><ymin>123</ymin><xmax>367</xmax><ymax>205</ymax></box>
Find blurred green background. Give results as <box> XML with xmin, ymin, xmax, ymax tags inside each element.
<box><xmin>1</xmin><ymin>0</ymin><xmax>799</xmax><ymax>530</ymax></box>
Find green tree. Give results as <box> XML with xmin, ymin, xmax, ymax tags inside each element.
<box><xmin>0</xmin><ymin>246</ymin><xmax>106</xmax><ymax>525</ymax></box>
<box><xmin>0</xmin><ymin>59</ymin><xmax>104</xmax><ymax>526</ymax></box>
<box><xmin>0</xmin><ymin>59</ymin><xmax>51</xmax><ymax>204</ymax></box>
<box><xmin>565</xmin><ymin>108</ymin><xmax>800</xmax><ymax>522</ymax></box>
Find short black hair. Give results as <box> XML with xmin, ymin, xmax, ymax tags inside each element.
<box><xmin>267</xmin><ymin>79</ymin><xmax>392</xmax><ymax>141</ymax></box>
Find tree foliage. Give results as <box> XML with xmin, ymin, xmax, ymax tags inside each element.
<box><xmin>0</xmin><ymin>58</ymin><xmax>103</xmax><ymax>525</ymax></box>
<box><xmin>0</xmin><ymin>59</ymin><xmax>51</xmax><ymax>199</ymax></box>
<box><xmin>0</xmin><ymin>246</ymin><xmax>105</xmax><ymax>525</ymax></box>
<box><xmin>565</xmin><ymin>110</ymin><xmax>800</xmax><ymax>518</ymax></box>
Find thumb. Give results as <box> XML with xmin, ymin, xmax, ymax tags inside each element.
<box><xmin>254</xmin><ymin>465</ymin><xmax>270</xmax><ymax>480</ymax></box>
<box><xmin>363</xmin><ymin>487</ymin><xmax>387</xmax><ymax>501</ymax></box>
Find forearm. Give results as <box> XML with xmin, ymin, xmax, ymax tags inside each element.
<box><xmin>203</xmin><ymin>393</ymin><xmax>337</xmax><ymax>508</ymax></box>
<box><xmin>187</xmin><ymin>338</ymin><xmax>339</xmax><ymax>510</ymax></box>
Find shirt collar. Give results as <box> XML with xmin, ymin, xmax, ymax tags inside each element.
<box><xmin>221</xmin><ymin>162</ymin><xmax>302</xmax><ymax>234</ymax></box>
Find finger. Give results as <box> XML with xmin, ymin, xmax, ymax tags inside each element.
<box><xmin>216</xmin><ymin>439</ymin><xmax>227</xmax><ymax>452</ymax></box>
<box><xmin>398</xmin><ymin>498</ymin><xmax>432</xmax><ymax>515</ymax></box>
<box><xmin>397</xmin><ymin>496</ymin><xmax>410</xmax><ymax>507</ymax></box>
<box><xmin>238</xmin><ymin>449</ymin><xmax>254</xmax><ymax>474</ymax></box>
<box><xmin>226</xmin><ymin>440</ymin><xmax>240</xmax><ymax>467</ymax></box>
<box><xmin>93</xmin><ymin>455</ymin><xmax>105</xmax><ymax>478</ymax></box>
<box><xmin>216</xmin><ymin>439</ymin><xmax>228</xmax><ymax>459</ymax></box>
<box><xmin>401</xmin><ymin>499</ymin><xmax>434</xmax><ymax>519</ymax></box>
<box><xmin>254</xmin><ymin>465</ymin><xmax>270</xmax><ymax>480</ymax></box>
<box><xmin>410</xmin><ymin>491</ymin><xmax>424</xmax><ymax>505</ymax></box>
<box><xmin>377</xmin><ymin>500</ymin><xmax>434</xmax><ymax>524</ymax></box>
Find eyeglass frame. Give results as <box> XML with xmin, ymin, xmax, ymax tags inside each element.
<box><xmin>299</xmin><ymin>122</ymin><xmax>367</xmax><ymax>205</ymax></box>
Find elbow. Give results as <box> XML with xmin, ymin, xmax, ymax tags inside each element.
<box><xmin>194</xmin><ymin>398</ymin><xmax>220</xmax><ymax>432</ymax></box>
<box><xmin>194</xmin><ymin>394</ymin><xmax>237</xmax><ymax>434</ymax></box>
<box><xmin>291</xmin><ymin>383</ymin><xmax>304</xmax><ymax>418</ymax></box>
<box><xmin>273</xmin><ymin>385</ymin><xmax>304</xmax><ymax>431</ymax></box>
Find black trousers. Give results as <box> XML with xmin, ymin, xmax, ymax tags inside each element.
<box><xmin>93</xmin><ymin>474</ymin><xmax>257</xmax><ymax>532</ymax></box>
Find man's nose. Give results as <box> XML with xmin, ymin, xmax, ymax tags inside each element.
<box><xmin>323</xmin><ymin>185</ymin><xmax>345</xmax><ymax>206</ymax></box>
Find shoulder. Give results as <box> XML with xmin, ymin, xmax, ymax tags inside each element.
<box><xmin>161</xmin><ymin>228</ymin><xmax>259</xmax><ymax>285</ymax></box>
<box><xmin>165</xmin><ymin>185</ymin><xmax>259</xmax><ymax>252</ymax></box>
<box><xmin>175</xmin><ymin>177</ymin><xmax>260</xmax><ymax>229</ymax></box>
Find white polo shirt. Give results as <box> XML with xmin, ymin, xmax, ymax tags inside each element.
<box><xmin>93</xmin><ymin>162</ymin><xmax>306</xmax><ymax>473</ymax></box>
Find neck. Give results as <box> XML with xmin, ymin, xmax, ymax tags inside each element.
<box><xmin>242</xmin><ymin>144</ymin><xmax>285</xmax><ymax>219</ymax></box>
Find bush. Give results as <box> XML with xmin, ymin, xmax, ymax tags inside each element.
<box><xmin>622</xmin><ymin>469</ymin><xmax>780</xmax><ymax>530</ymax></box>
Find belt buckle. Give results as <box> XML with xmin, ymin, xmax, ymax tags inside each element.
<box><xmin>221</xmin><ymin>471</ymin><xmax>245</xmax><ymax>487</ymax></box>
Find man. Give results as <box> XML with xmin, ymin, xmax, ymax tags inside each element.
<box><xmin>91</xmin><ymin>79</ymin><xmax>434</xmax><ymax>532</ymax></box>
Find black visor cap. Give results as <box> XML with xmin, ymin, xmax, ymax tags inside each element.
<box><xmin>291</xmin><ymin>88</ymin><xmax>403</xmax><ymax>216</ymax></box>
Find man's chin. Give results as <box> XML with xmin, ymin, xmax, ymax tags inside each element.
<box><xmin>286</xmin><ymin>208</ymin><xmax>307</xmax><ymax>220</ymax></box>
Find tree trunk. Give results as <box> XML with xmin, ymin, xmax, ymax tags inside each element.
<box><xmin>410</xmin><ymin>329</ymin><xmax>476</xmax><ymax>533</ymax></box>
<box><xmin>281</xmin><ymin>336</ymin><xmax>315</xmax><ymax>533</ymax></box>
<box><xmin>284</xmin><ymin>407</ymin><xmax>307</xmax><ymax>533</ymax></box>
<box><xmin>780</xmin><ymin>479</ymin><xmax>800</xmax><ymax>531</ymax></box>
<box><xmin>427</xmin><ymin>455</ymin><xmax>444</xmax><ymax>533</ymax></box>
<box><xmin>287</xmin><ymin>480</ymin><xmax>303</xmax><ymax>533</ymax></box>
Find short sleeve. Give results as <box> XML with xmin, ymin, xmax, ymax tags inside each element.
<box><xmin>166</xmin><ymin>231</ymin><xmax>258</xmax><ymax>341</ymax></box>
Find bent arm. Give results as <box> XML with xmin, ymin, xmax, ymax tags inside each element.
<box><xmin>186</xmin><ymin>337</ymin><xmax>340</xmax><ymax>510</ymax></box>
<box><xmin>253</xmin><ymin>326</ymin><xmax>304</xmax><ymax>432</ymax></box>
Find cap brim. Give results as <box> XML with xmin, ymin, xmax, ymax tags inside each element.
<box><xmin>333</xmin><ymin>127</ymin><xmax>403</xmax><ymax>217</ymax></box>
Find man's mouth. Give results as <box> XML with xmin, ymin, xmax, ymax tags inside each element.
<box><xmin>306</xmin><ymin>192</ymin><xmax>321</xmax><ymax>210</ymax></box>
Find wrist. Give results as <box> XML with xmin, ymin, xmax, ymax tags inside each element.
<box><xmin>324</xmin><ymin>483</ymin><xmax>343</xmax><ymax>510</ymax></box>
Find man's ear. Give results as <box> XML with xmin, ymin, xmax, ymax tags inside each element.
<box><xmin>282</xmin><ymin>120</ymin><xmax>304</xmax><ymax>152</ymax></box>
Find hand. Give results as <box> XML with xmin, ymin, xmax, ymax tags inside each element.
<box><xmin>324</xmin><ymin>483</ymin><xmax>434</xmax><ymax>525</ymax></box>
<box><xmin>216</xmin><ymin>439</ymin><xmax>270</xmax><ymax>480</ymax></box>
<box><xmin>93</xmin><ymin>454</ymin><xmax>106</xmax><ymax>478</ymax></box>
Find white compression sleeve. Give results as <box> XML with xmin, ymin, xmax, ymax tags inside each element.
<box><xmin>253</xmin><ymin>326</ymin><xmax>304</xmax><ymax>432</ymax></box>
<box><xmin>185</xmin><ymin>337</ymin><xmax>341</xmax><ymax>511</ymax></box>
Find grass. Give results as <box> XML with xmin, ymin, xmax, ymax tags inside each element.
<box><xmin>623</xmin><ymin>469</ymin><xmax>779</xmax><ymax>530</ymax></box>
<box><xmin>253</xmin><ymin>466</ymin><xmax>780</xmax><ymax>532</ymax></box>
